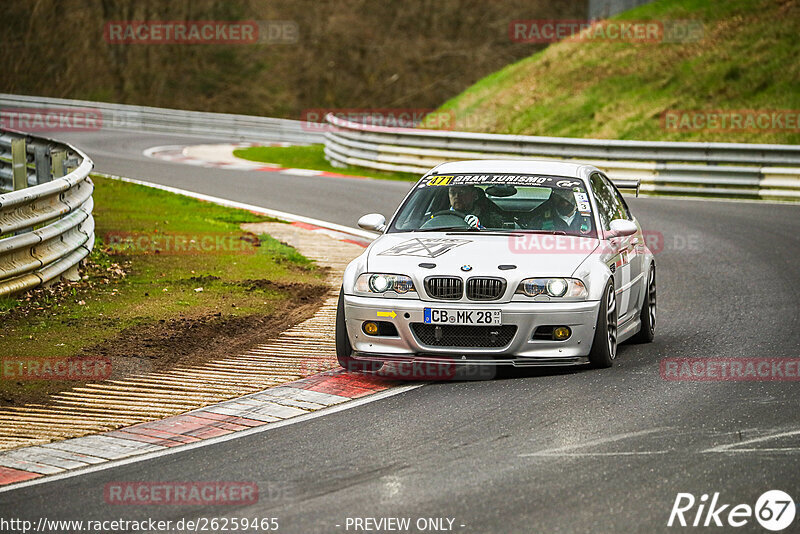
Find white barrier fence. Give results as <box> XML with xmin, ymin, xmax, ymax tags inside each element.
<box><xmin>3</xmin><ymin>94</ymin><xmax>797</xmax><ymax>201</ymax></box>
<box><xmin>323</xmin><ymin>114</ymin><xmax>800</xmax><ymax>200</ymax></box>
<box><xmin>0</xmin><ymin>94</ymin><xmax>324</xmax><ymax>145</ymax></box>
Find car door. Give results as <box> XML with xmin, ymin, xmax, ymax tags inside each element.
<box><xmin>589</xmin><ymin>172</ymin><xmax>636</xmax><ymax>323</ymax></box>
<box><xmin>600</xmin><ymin>173</ymin><xmax>643</xmax><ymax>321</ymax></box>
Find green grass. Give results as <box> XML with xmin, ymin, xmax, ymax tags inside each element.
<box><xmin>435</xmin><ymin>0</ymin><xmax>799</xmax><ymax>144</ymax></box>
<box><xmin>233</xmin><ymin>144</ymin><xmax>419</xmax><ymax>182</ymax></box>
<box><xmin>0</xmin><ymin>175</ymin><xmax>326</xmax><ymax>403</ymax></box>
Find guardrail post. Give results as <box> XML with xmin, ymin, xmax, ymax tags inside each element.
<box><xmin>34</xmin><ymin>143</ymin><xmax>52</xmax><ymax>184</ymax></box>
<box><xmin>51</xmin><ymin>149</ymin><xmax>66</xmax><ymax>178</ymax></box>
<box><xmin>60</xmin><ymin>265</ymin><xmax>81</xmax><ymax>282</ymax></box>
<box><xmin>11</xmin><ymin>138</ymin><xmax>27</xmax><ymax>190</ymax></box>
<box><xmin>65</xmin><ymin>154</ymin><xmax>80</xmax><ymax>174</ymax></box>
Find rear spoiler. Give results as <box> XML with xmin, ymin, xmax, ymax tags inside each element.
<box><xmin>612</xmin><ymin>179</ymin><xmax>640</xmax><ymax>197</ymax></box>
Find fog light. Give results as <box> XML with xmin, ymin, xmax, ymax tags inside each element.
<box><xmin>553</xmin><ymin>326</ymin><xmax>571</xmax><ymax>340</ymax></box>
<box><xmin>363</xmin><ymin>322</ymin><xmax>379</xmax><ymax>335</ymax></box>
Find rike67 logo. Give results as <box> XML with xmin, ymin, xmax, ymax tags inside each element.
<box><xmin>668</xmin><ymin>490</ymin><xmax>796</xmax><ymax>531</ymax></box>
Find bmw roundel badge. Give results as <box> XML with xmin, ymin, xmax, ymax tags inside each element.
<box><xmin>461</xmin><ymin>265</ymin><xmax>472</xmax><ymax>272</ymax></box>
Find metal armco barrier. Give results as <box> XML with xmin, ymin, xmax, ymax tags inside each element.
<box><xmin>0</xmin><ymin>130</ymin><xmax>94</xmax><ymax>296</ymax></box>
<box><xmin>0</xmin><ymin>94</ymin><xmax>324</xmax><ymax>145</ymax></box>
<box><xmin>323</xmin><ymin>114</ymin><xmax>800</xmax><ymax>200</ymax></box>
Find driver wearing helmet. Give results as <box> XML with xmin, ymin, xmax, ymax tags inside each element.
<box><xmin>447</xmin><ymin>185</ymin><xmax>503</xmax><ymax>229</ymax></box>
<box><xmin>526</xmin><ymin>188</ymin><xmax>591</xmax><ymax>234</ymax></box>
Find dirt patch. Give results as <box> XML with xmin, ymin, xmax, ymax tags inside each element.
<box><xmin>239</xmin><ymin>278</ymin><xmax>325</xmax><ymax>300</ymax></box>
<box><xmin>0</xmin><ymin>281</ymin><xmax>328</xmax><ymax>407</ymax></box>
<box><xmin>98</xmin><ymin>280</ymin><xmax>327</xmax><ymax>374</ymax></box>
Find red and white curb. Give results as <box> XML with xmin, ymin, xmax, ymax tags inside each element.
<box><xmin>144</xmin><ymin>143</ymin><xmax>368</xmax><ymax>180</ymax></box>
<box><xmin>286</xmin><ymin>221</ymin><xmax>373</xmax><ymax>248</ymax></box>
<box><xmin>0</xmin><ymin>372</ymin><xmax>419</xmax><ymax>489</ymax></box>
<box><xmin>0</xmin><ymin>174</ymin><xmax>394</xmax><ymax>490</ymax></box>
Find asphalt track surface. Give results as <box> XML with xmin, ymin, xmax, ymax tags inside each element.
<box><xmin>53</xmin><ymin>130</ymin><xmax>411</xmax><ymax>227</ymax></box>
<box><xmin>2</xmin><ymin>130</ymin><xmax>799</xmax><ymax>533</ymax></box>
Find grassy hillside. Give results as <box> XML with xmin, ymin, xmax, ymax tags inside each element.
<box><xmin>437</xmin><ymin>0</ymin><xmax>800</xmax><ymax>144</ymax></box>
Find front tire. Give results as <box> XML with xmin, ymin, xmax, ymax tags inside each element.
<box><xmin>589</xmin><ymin>281</ymin><xmax>618</xmax><ymax>368</ymax></box>
<box><xmin>632</xmin><ymin>265</ymin><xmax>656</xmax><ymax>344</ymax></box>
<box><xmin>336</xmin><ymin>289</ymin><xmax>383</xmax><ymax>373</ymax></box>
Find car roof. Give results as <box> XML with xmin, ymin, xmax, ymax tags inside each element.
<box><xmin>427</xmin><ymin>159</ymin><xmax>594</xmax><ymax>179</ymax></box>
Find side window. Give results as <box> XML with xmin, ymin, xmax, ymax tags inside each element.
<box><xmin>601</xmin><ymin>175</ymin><xmax>631</xmax><ymax>221</ymax></box>
<box><xmin>589</xmin><ymin>173</ymin><xmax>613</xmax><ymax>230</ymax></box>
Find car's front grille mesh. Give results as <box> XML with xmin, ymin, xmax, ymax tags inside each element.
<box><xmin>466</xmin><ymin>278</ymin><xmax>506</xmax><ymax>301</ymax></box>
<box><xmin>425</xmin><ymin>277</ymin><xmax>463</xmax><ymax>300</ymax></box>
<box><xmin>411</xmin><ymin>324</ymin><xmax>517</xmax><ymax>348</ymax></box>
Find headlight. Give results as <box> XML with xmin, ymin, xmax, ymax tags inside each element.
<box><xmin>546</xmin><ymin>278</ymin><xmax>567</xmax><ymax>297</ymax></box>
<box><xmin>356</xmin><ymin>273</ymin><xmax>416</xmax><ymax>295</ymax></box>
<box><xmin>516</xmin><ymin>278</ymin><xmax>587</xmax><ymax>299</ymax></box>
<box><xmin>369</xmin><ymin>274</ymin><xmax>390</xmax><ymax>292</ymax></box>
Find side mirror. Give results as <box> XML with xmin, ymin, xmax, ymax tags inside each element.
<box><xmin>358</xmin><ymin>213</ymin><xmax>386</xmax><ymax>232</ymax></box>
<box><xmin>609</xmin><ymin>219</ymin><xmax>637</xmax><ymax>238</ymax></box>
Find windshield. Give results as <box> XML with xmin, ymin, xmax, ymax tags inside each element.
<box><xmin>388</xmin><ymin>173</ymin><xmax>597</xmax><ymax>237</ymax></box>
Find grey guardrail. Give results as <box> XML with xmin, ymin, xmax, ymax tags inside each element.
<box><xmin>0</xmin><ymin>130</ymin><xmax>94</xmax><ymax>296</ymax></box>
<box><xmin>324</xmin><ymin>114</ymin><xmax>800</xmax><ymax>200</ymax></box>
<box><xmin>0</xmin><ymin>94</ymin><xmax>324</xmax><ymax>145</ymax></box>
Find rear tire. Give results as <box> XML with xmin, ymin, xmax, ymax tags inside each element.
<box><xmin>336</xmin><ymin>289</ymin><xmax>384</xmax><ymax>373</ymax></box>
<box><xmin>589</xmin><ymin>281</ymin><xmax>618</xmax><ymax>368</ymax></box>
<box><xmin>632</xmin><ymin>265</ymin><xmax>656</xmax><ymax>344</ymax></box>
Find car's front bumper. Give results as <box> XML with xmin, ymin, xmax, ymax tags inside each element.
<box><xmin>343</xmin><ymin>294</ymin><xmax>601</xmax><ymax>366</ymax></box>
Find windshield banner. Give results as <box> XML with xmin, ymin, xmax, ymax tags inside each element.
<box><xmin>420</xmin><ymin>174</ymin><xmax>582</xmax><ymax>188</ymax></box>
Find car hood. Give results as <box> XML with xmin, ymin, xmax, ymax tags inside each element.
<box><xmin>366</xmin><ymin>232</ymin><xmax>600</xmax><ymax>277</ymax></box>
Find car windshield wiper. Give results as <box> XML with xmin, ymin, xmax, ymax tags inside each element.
<box><xmin>414</xmin><ymin>226</ymin><xmax>545</xmax><ymax>235</ymax></box>
<box><xmin>415</xmin><ymin>226</ymin><xmax>481</xmax><ymax>232</ymax></box>
<box><xmin>446</xmin><ymin>230</ymin><xmax>525</xmax><ymax>236</ymax></box>
<box><xmin>515</xmin><ymin>229</ymin><xmax>568</xmax><ymax>235</ymax></box>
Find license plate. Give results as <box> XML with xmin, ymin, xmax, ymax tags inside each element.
<box><xmin>423</xmin><ymin>308</ymin><xmax>502</xmax><ymax>326</ymax></box>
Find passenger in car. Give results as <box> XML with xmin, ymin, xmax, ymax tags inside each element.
<box><xmin>525</xmin><ymin>188</ymin><xmax>592</xmax><ymax>234</ymax></box>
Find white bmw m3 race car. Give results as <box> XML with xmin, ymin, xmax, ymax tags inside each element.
<box><xmin>336</xmin><ymin>160</ymin><xmax>656</xmax><ymax>372</ymax></box>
